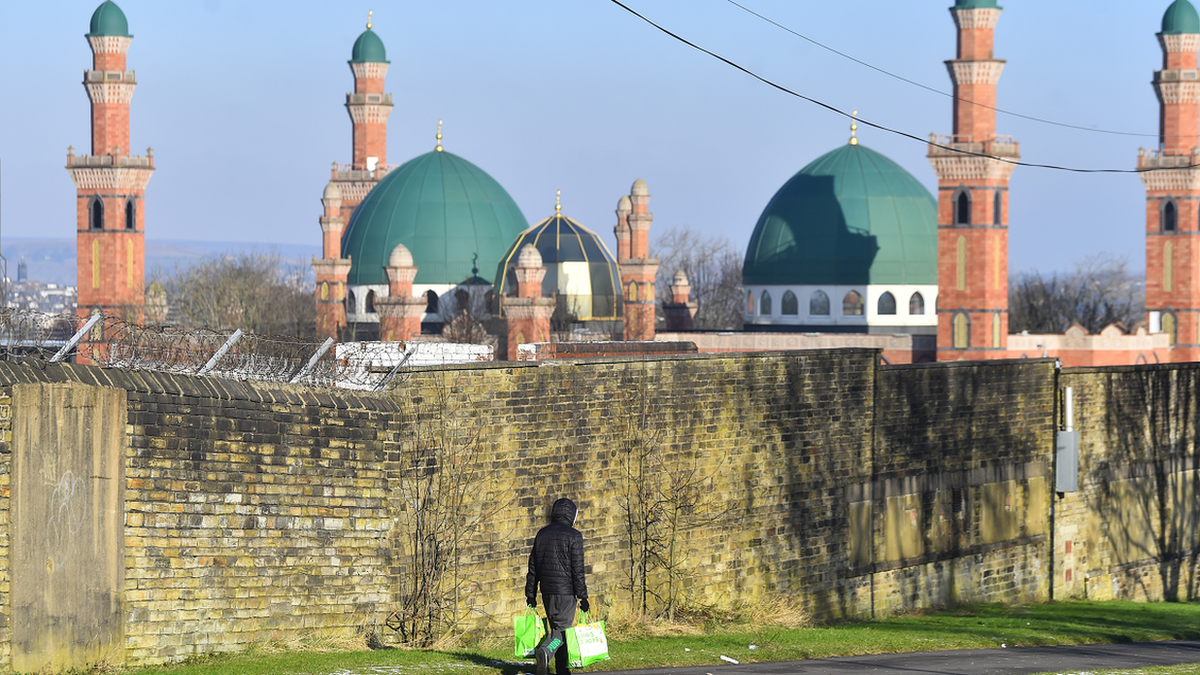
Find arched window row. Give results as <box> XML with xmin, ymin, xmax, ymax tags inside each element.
<box><xmin>749</xmin><ymin>289</ymin><xmax>929</xmax><ymax>317</ymax></box>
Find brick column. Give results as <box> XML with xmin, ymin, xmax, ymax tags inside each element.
<box><xmin>662</xmin><ymin>270</ymin><xmax>697</xmax><ymax>331</ymax></box>
<box><xmin>503</xmin><ymin>245</ymin><xmax>554</xmax><ymax>360</ymax></box>
<box><xmin>619</xmin><ymin>180</ymin><xmax>659</xmax><ymax>341</ymax></box>
<box><xmin>376</xmin><ymin>244</ymin><xmax>426</xmax><ymax>342</ymax></box>
<box><xmin>928</xmin><ymin>3</ymin><xmax>1017</xmax><ymax>360</ymax></box>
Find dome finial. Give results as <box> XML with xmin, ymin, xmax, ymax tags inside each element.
<box><xmin>366</xmin><ymin>9</ymin><xmax>373</xmax><ymax>30</ymax></box>
<box><xmin>849</xmin><ymin>109</ymin><xmax>859</xmax><ymax>146</ymax></box>
<box><xmin>556</xmin><ymin>189</ymin><xmax>562</xmax><ymax>214</ymax></box>
<box><xmin>436</xmin><ymin>119</ymin><xmax>443</xmax><ymax>152</ymax></box>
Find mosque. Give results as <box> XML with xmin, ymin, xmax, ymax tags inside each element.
<box><xmin>68</xmin><ymin>0</ymin><xmax>1198</xmax><ymax>367</ymax></box>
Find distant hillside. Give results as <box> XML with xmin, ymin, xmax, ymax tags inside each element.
<box><xmin>1</xmin><ymin>239</ymin><xmax>321</xmax><ymax>287</ymax></box>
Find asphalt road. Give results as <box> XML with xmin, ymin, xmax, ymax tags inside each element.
<box><xmin>605</xmin><ymin>640</ymin><xmax>1200</xmax><ymax>675</ymax></box>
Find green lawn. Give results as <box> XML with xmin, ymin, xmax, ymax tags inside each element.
<box><xmin>115</xmin><ymin>601</ymin><xmax>1200</xmax><ymax>675</ymax></box>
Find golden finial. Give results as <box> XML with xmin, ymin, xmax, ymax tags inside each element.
<box><xmin>849</xmin><ymin>109</ymin><xmax>859</xmax><ymax>146</ymax></box>
<box><xmin>367</xmin><ymin>9</ymin><xmax>373</xmax><ymax>30</ymax></box>
<box><xmin>436</xmin><ymin>119</ymin><xmax>443</xmax><ymax>152</ymax></box>
<box><xmin>556</xmin><ymin>189</ymin><xmax>562</xmax><ymax>214</ymax></box>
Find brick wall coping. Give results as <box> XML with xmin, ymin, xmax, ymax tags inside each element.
<box><xmin>404</xmin><ymin>347</ymin><xmax>885</xmax><ymax>373</ymax></box>
<box><xmin>882</xmin><ymin>357</ymin><xmax>1058</xmax><ymax>371</ymax></box>
<box><xmin>1062</xmin><ymin>361</ymin><xmax>1200</xmax><ymax>375</ymax></box>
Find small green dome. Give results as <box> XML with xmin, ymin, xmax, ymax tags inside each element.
<box><xmin>743</xmin><ymin>143</ymin><xmax>937</xmax><ymax>286</ymax></box>
<box><xmin>495</xmin><ymin>214</ymin><xmax>623</xmax><ymax>321</ymax></box>
<box><xmin>342</xmin><ymin>150</ymin><xmax>528</xmax><ymax>286</ymax></box>
<box><xmin>350</xmin><ymin>29</ymin><xmax>389</xmax><ymax>64</ymax></box>
<box><xmin>1162</xmin><ymin>0</ymin><xmax>1200</xmax><ymax>35</ymax></box>
<box><xmin>87</xmin><ymin>0</ymin><xmax>131</xmax><ymax>38</ymax></box>
<box><xmin>952</xmin><ymin>0</ymin><xmax>1000</xmax><ymax>8</ymax></box>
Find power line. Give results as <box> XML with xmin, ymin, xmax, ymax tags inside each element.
<box><xmin>607</xmin><ymin>0</ymin><xmax>1191</xmax><ymax>174</ymax></box>
<box><xmin>725</xmin><ymin>0</ymin><xmax>1160</xmax><ymax>139</ymax></box>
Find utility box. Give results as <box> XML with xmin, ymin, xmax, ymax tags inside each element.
<box><xmin>1056</xmin><ymin>430</ymin><xmax>1079</xmax><ymax>492</ymax></box>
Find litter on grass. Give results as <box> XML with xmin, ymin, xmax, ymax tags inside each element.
<box><xmin>720</xmin><ymin>655</ymin><xmax>739</xmax><ymax>664</ymax></box>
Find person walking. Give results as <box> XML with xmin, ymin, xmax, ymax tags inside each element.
<box><xmin>525</xmin><ymin>498</ymin><xmax>589</xmax><ymax>675</ymax></box>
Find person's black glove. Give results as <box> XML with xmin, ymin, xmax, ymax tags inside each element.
<box><xmin>527</xmin><ymin>598</ymin><xmax>536</xmax><ymax>609</ymax></box>
<box><xmin>580</xmin><ymin>598</ymin><xmax>590</xmax><ymax>612</ymax></box>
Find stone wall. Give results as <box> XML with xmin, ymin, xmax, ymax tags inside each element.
<box><xmin>0</xmin><ymin>352</ymin><xmax>1191</xmax><ymax>669</ymax></box>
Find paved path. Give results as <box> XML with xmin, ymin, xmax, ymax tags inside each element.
<box><xmin>606</xmin><ymin>640</ymin><xmax>1200</xmax><ymax>675</ymax></box>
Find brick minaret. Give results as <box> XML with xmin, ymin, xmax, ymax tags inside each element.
<box><xmin>615</xmin><ymin>179</ymin><xmax>659</xmax><ymax>341</ymax></box>
<box><xmin>662</xmin><ymin>270</ymin><xmax>697</xmax><ymax>331</ymax></box>
<box><xmin>376</xmin><ymin>244</ymin><xmax>426</xmax><ymax>342</ymax></box>
<box><xmin>504</xmin><ymin>245</ymin><xmax>554</xmax><ymax>360</ymax></box>
<box><xmin>69</xmin><ymin>1</ymin><xmax>153</xmax><ymax>331</ymax></box>
<box><xmin>313</xmin><ymin>13</ymin><xmax>393</xmax><ymax>339</ymax></box>
<box><xmin>928</xmin><ymin>0</ymin><xmax>1019</xmax><ymax>359</ymax></box>
<box><xmin>1140</xmin><ymin>0</ymin><xmax>1200</xmax><ymax>361</ymax></box>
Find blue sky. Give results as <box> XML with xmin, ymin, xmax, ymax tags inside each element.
<box><xmin>0</xmin><ymin>1</ymin><xmax>1170</xmax><ymax>275</ymax></box>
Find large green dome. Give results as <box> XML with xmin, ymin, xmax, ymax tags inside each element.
<box><xmin>87</xmin><ymin>0</ymin><xmax>131</xmax><ymax>38</ymax></box>
<box><xmin>743</xmin><ymin>143</ymin><xmax>937</xmax><ymax>286</ymax></box>
<box><xmin>952</xmin><ymin>0</ymin><xmax>1000</xmax><ymax>8</ymax></box>
<box><xmin>350</xmin><ymin>29</ymin><xmax>389</xmax><ymax>63</ymax></box>
<box><xmin>1162</xmin><ymin>0</ymin><xmax>1200</xmax><ymax>34</ymax></box>
<box><xmin>342</xmin><ymin>150</ymin><xmax>529</xmax><ymax>286</ymax></box>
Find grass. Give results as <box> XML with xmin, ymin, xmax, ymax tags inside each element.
<box><xmin>92</xmin><ymin>601</ymin><xmax>1200</xmax><ymax>675</ymax></box>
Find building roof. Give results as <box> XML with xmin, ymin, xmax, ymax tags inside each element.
<box><xmin>88</xmin><ymin>0</ymin><xmax>131</xmax><ymax>38</ymax></box>
<box><xmin>341</xmin><ymin>150</ymin><xmax>528</xmax><ymax>286</ymax></box>
<box><xmin>952</xmin><ymin>0</ymin><xmax>1000</xmax><ymax>8</ymax></box>
<box><xmin>494</xmin><ymin>213</ymin><xmax>623</xmax><ymax>321</ymax></box>
<box><xmin>350</xmin><ymin>28</ymin><xmax>389</xmax><ymax>63</ymax></box>
<box><xmin>743</xmin><ymin>143</ymin><xmax>937</xmax><ymax>286</ymax></box>
<box><xmin>1162</xmin><ymin>0</ymin><xmax>1200</xmax><ymax>34</ymax></box>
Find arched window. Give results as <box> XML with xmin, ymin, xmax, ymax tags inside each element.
<box><xmin>1163</xmin><ymin>198</ymin><xmax>1178</xmax><ymax>232</ymax></box>
<box><xmin>760</xmin><ymin>290</ymin><xmax>772</xmax><ymax>316</ymax></box>
<box><xmin>954</xmin><ymin>189</ymin><xmax>971</xmax><ymax>226</ymax></box>
<box><xmin>842</xmin><ymin>290</ymin><xmax>864</xmax><ymax>316</ymax></box>
<box><xmin>320</xmin><ymin>282</ymin><xmax>329</xmax><ymax>301</ymax></box>
<box><xmin>909</xmin><ymin>292</ymin><xmax>925</xmax><ymax>315</ymax></box>
<box><xmin>992</xmin><ymin>313</ymin><xmax>1002</xmax><ymax>348</ymax></box>
<box><xmin>1165</xmin><ymin>241</ymin><xmax>1175</xmax><ymax>292</ymax></box>
<box><xmin>345</xmin><ymin>290</ymin><xmax>357</xmax><ymax>317</ymax></box>
<box><xmin>89</xmin><ymin>197</ymin><xmax>104</xmax><ymax>230</ymax></box>
<box><xmin>956</xmin><ymin>236</ymin><xmax>967</xmax><ymax>291</ymax></box>
<box><xmin>993</xmin><ymin>190</ymin><xmax>1002</xmax><ymax>226</ymax></box>
<box><xmin>1163</xmin><ymin>311</ymin><xmax>1177</xmax><ymax>345</ymax></box>
<box><xmin>125</xmin><ymin>199</ymin><xmax>136</xmax><ymax>230</ymax></box>
<box><xmin>953</xmin><ymin>312</ymin><xmax>970</xmax><ymax>349</ymax></box>
<box><xmin>877</xmin><ymin>291</ymin><xmax>896</xmax><ymax>315</ymax></box>
<box><xmin>746</xmin><ymin>290</ymin><xmax>754</xmax><ymax>315</ymax></box>
<box><xmin>629</xmin><ymin>282</ymin><xmax>638</xmax><ymax>302</ymax></box>
<box><xmin>365</xmin><ymin>290</ymin><xmax>376</xmax><ymax>313</ymax></box>
<box><xmin>810</xmin><ymin>290</ymin><xmax>830</xmax><ymax>316</ymax></box>
<box><xmin>425</xmin><ymin>290</ymin><xmax>439</xmax><ymax>314</ymax></box>
<box><xmin>781</xmin><ymin>290</ymin><xmax>798</xmax><ymax>315</ymax></box>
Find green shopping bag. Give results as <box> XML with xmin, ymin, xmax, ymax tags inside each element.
<box><xmin>514</xmin><ymin>607</ymin><xmax>545</xmax><ymax>658</ymax></box>
<box><xmin>566</xmin><ymin>612</ymin><xmax>610</xmax><ymax>669</ymax></box>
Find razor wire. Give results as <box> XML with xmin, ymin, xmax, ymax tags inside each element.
<box><xmin>0</xmin><ymin>308</ymin><xmax>462</xmax><ymax>390</ymax></box>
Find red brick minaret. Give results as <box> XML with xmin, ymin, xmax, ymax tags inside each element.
<box><xmin>69</xmin><ymin>0</ymin><xmax>153</xmax><ymax>327</ymax></box>
<box><xmin>376</xmin><ymin>244</ymin><xmax>426</xmax><ymax>342</ymax></box>
<box><xmin>313</xmin><ymin>12</ymin><xmax>394</xmax><ymax>339</ymax></box>
<box><xmin>504</xmin><ymin>245</ymin><xmax>554</xmax><ymax>360</ymax></box>
<box><xmin>928</xmin><ymin>0</ymin><xmax>1019</xmax><ymax>359</ymax></box>
<box><xmin>615</xmin><ymin>180</ymin><xmax>659</xmax><ymax>341</ymax></box>
<box><xmin>1140</xmin><ymin>0</ymin><xmax>1200</xmax><ymax>361</ymax></box>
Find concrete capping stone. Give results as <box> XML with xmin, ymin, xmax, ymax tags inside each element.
<box><xmin>884</xmin><ymin>357</ymin><xmax>1058</xmax><ymax>372</ymax></box>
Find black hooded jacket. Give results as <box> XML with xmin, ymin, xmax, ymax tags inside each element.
<box><xmin>525</xmin><ymin>498</ymin><xmax>588</xmax><ymax>603</ymax></box>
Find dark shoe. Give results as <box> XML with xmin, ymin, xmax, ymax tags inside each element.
<box><xmin>535</xmin><ymin>647</ymin><xmax>549</xmax><ymax>675</ymax></box>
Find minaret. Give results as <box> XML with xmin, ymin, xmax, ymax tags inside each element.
<box><xmin>616</xmin><ymin>179</ymin><xmax>659</xmax><ymax>341</ymax></box>
<box><xmin>313</xmin><ymin>12</ymin><xmax>393</xmax><ymax>339</ymax></box>
<box><xmin>1140</xmin><ymin>0</ymin><xmax>1200</xmax><ymax>361</ymax></box>
<box><xmin>928</xmin><ymin>0</ymin><xmax>1019</xmax><ymax>359</ymax></box>
<box><xmin>69</xmin><ymin>0</ymin><xmax>153</xmax><ymax>330</ymax></box>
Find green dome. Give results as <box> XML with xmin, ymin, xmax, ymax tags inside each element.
<box><xmin>1162</xmin><ymin>0</ymin><xmax>1200</xmax><ymax>34</ymax></box>
<box><xmin>350</xmin><ymin>29</ymin><xmax>389</xmax><ymax>63</ymax></box>
<box><xmin>952</xmin><ymin>0</ymin><xmax>1000</xmax><ymax>8</ymax></box>
<box><xmin>495</xmin><ymin>214</ymin><xmax>623</xmax><ymax>321</ymax></box>
<box><xmin>743</xmin><ymin>143</ymin><xmax>937</xmax><ymax>286</ymax></box>
<box><xmin>87</xmin><ymin>0</ymin><xmax>131</xmax><ymax>38</ymax></box>
<box><xmin>342</xmin><ymin>150</ymin><xmax>529</xmax><ymax>286</ymax></box>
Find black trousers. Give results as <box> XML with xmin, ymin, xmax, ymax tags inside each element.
<box><xmin>538</xmin><ymin>594</ymin><xmax>576</xmax><ymax>674</ymax></box>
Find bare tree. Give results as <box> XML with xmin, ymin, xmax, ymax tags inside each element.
<box><xmin>1009</xmin><ymin>253</ymin><xmax>1144</xmax><ymax>334</ymax></box>
<box><xmin>653</xmin><ymin>224</ymin><xmax>744</xmax><ymax>330</ymax></box>
<box><xmin>149</xmin><ymin>248</ymin><xmax>315</xmax><ymax>338</ymax></box>
<box><xmin>436</xmin><ymin>285</ymin><xmax>494</xmax><ymax>345</ymax></box>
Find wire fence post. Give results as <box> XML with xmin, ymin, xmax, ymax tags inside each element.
<box><xmin>290</xmin><ymin>337</ymin><xmax>335</xmax><ymax>384</ymax></box>
<box><xmin>49</xmin><ymin>313</ymin><xmax>103</xmax><ymax>363</ymax></box>
<box><xmin>197</xmin><ymin>329</ymin><xmax>243</xmax><ymax>376</ymax></box>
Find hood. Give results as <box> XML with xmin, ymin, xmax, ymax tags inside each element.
<box><xmin>551</xmin><ymin>498</ymin><xmax>578</xmax><ymax>526</ymax></box>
